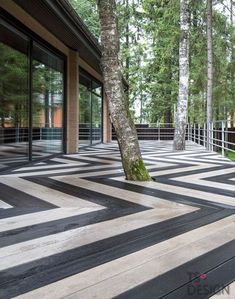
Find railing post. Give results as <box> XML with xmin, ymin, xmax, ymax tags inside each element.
<box><xmin>222</xmin><ymin>120</ymin><xmax>225</xmax><ymax>157</ymax></box>
<box><xmin>208</xmin><ymin>122</ymin><xmax>211</xmax><ymax>151</ymax></box>
<box><xmin>211</xmin><ymin>121</ymin><xmax>214</xmax><ymax>151</ymax></box>
<box><xmin>203</xmin><ymin>123</ymin><xmax>206</xmax><ymax>147</ymax></box>
<box><xmin>191</xmin><ymin>124</ymin><xmax>193</xmax><ymax>141</ymax></box>
<box><xmin>208</xmin><ymin>121</ymin><xmax>213</xmax><ymax>152</ymax></box>
<box><xmin>193</xmin><ymin>124</ymin><xmax>196</xmax><ymax>143</ymax></box>
<box><xmin>187</xmin><ymin>123</ymin><xmax>189</xmax><ymax>141</ymax></box>
<box><xmin>158</xmin><ymin>123</ymin><xmax>160</xmax><ymax>141</ymax></box>
<box><xmin>207</xmin><ymin>122</ymin><xmax>210</xmax><ymax>151</ymax></box>
<box><xmin>16</xmin><ymin>123</ymin><xmax>20</xmax><ymax>143</ymax></box>
<box><xmin>198</xmin><ymin>124</ymin><xmax>200</xmax><ymax>145</ymax></box>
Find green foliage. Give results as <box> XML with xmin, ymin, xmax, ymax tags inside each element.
<box><xmin>189</xmin><ymin>0</ymin><xmax>235</xmax><ymax>123</ymax></box>
<box><xmin>0</xmin><ymin>42</ymin><xmax>64</xmax><ymax>129</ymax></box>
<box><xmin>143</xmin><ymin>0</ymin><xmax>180</xmax><ymax>123</ymax></box>
<box><xmin>67</xmin><ymin>0</ymin><xmax>100</xmax><ymax>37</ymax></box>
<box><xmin>226</xmin><ymin>151</ymin><xmax>235</xmax><ymax>161</ymax></box>
<box><xmin>68</xmin><ymin>0</ymin><xmax>235</xmax><ymax>124</ymax></box>
<box><xmin>0</xmin><ymin>43</ymin><xmax>28</xmax><ymax>127</ymax></box>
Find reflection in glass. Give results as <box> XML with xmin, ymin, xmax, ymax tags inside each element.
<box><xmin>79</xmin><ymin>71</ymin><xmax>102</xmax><ymax>146</ymax></box>
<box><xmin>79</xmin><ymin>84</ymin><xmax>91</xmax><ymax>145</ymax></box>
<box><xmin>92</xmin><ymin>93</ymin><xmax>102</xmax><ymax>142</ymax></box>
<box><xmin>32</xmin><ymin>43</ymin><xmax>64</xmax><ymax>158</ymax></box>
<box><xmin>0</xmin><ymin>25</ymin><xmax>29</xmax><ymax>169</ymax></box>
<box><xmin>92</xmin><ymin>81</ymin><xmax>102</xmax><ymax>97</ymax></box>
<box><xmin>0</xmin><ymin>20</ymin><xmax>65</xmax><ymax>170</ymax></box>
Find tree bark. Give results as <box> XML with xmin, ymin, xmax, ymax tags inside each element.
<box><xmin>230</xmin><ymin>0</ymin><xmax>234</xmax><ymax>121</ymax></box>
<box><xmin>125</xmin><ymin>0</ymin><xmax>130</xmax><ymax>82</ymax></box>
<box><xmin>207</xmin><ymin>0</ymin><xmax>213</xmax><ymax>150</ymax></box>
<box><xmin>97</xmin><ymin>0</ymin><xmax>151</xmax><ymax>181</ymax></box>
<box><xmin>173</xmin><ymin>0</ymin><xmax>190</xmax><ymax>150</ymax></box>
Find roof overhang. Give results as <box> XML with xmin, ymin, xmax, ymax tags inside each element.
<box><xmin>13</xmin><ymin>0</ymin><xmax>102</xmax><ymax>73</ymax></box>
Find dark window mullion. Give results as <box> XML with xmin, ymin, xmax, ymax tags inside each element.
<box><xmin>90</xmin><ymin>80</ymin><xmax>92</xmax><ymax>145</ymax></box>
<box><xmin>28</xmin><ymin>39</ymin><xmax>33</xmax><ymax>161</ymax></box>
<box><xmin>101</xmin><ymin>85</ymin><xmax>104</xmax><ymax>143</ymax></box>
<box><xmin>63</xmin><ymin>60</ymin><xmax>67</xmax><ymax>154</ymax></box>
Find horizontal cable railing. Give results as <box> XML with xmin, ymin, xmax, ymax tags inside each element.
<box><xmin>1</xmin><ymin>121</ymin><xmax>234</xmax><ymax>156</ymax></box>
<box><xmin>188</xmin><ymin>120</ymin><xmax>235</xmax><ymax>156</ymax></box>
<box><xmin>112</xmin><ymin>123</ymin><xmax>184</xmax><ymax>141</ymax></box>
<box><xmin>0</xmin><ymin>124</ymin><xmax>63</xmax><ymax>145</ymax></box>
<box><xmin>112</xmin><ymin>121</ymin><xmax>235</xmax><ymax>157</ymax></box>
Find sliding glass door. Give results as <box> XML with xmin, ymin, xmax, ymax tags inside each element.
<box><xmin>0</xmin><ymin>18</ymin><xmax>65</xmax><ymax>170</ymax></box>
<box><xmin>32</xmin><ymin>43</ymin><xmax>64</xmax><ymax>158</ymax></box>
<box><xmin>79</xmin><ymin>73</ymin><xmax>92</xmax><ymax>145</ymax></box>
<box><xmin>0</xmin><ymin>22</ymin><xmax>29</xmax><ymax>169</ymax></box>
<box><xmin>79</xmin><ymin>70</ymin><xmax>102</xmax><ymax>146</ymax></box>
<box><xmin>92</xmin><ymin>81</ymin><xmax>102</xmax><ymax>143</ymax></box>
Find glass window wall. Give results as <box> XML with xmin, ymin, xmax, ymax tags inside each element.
<box><xmin>0</xmin><ymin>22</ymin><xmax>29</xmax><ymax>169</ymax></box>
<box><xmin>79</xmin><ymin>70</ymin><xmax>102</xmax><ymax>146</ymax></box>
<box><xmin>0</xmin><ymin>19</ymin><xmax>65</xmax><ymax>170</ymax></box>
<box><xmin>32</xmin><ymin>43</ymin><xmax>64</xmax><ymax>157</ymax></box>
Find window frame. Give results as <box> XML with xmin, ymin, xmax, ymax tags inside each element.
<box><xmin>0</xmin><ymin>11</ymin><xmax>67</xmax><ymax>162</ymax></box>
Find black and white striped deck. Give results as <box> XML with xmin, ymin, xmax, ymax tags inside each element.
<box><xmin>0</xmin><ymin>141</ymin><xmax>234</xmax><ymax>298</ymax></box>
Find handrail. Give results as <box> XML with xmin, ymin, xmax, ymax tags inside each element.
<box><xmin>112</xmin><ymin>121</ymin><xmax>235</xmax><ymax>157</ymax></box>
<box><xmin>188</xmin><ymin>121</ymin><xmax>235</xmax><ymax>156</ymax></box>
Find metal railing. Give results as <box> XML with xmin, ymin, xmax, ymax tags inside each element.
<box><xmin>112</xmin><ymin>121</ymin><xmax>235</xmax><ymax>157</ymax></box>
<box><xmin>189</xmin><ymin>120</ymin><xmax>235</xmax><ymax>156</ymax></box>
<box><xmin>112</xmin><ymin>123</ymin><xmax>181</xmax><ymax>141</ymax></box>
<box><xmin>79</xmin><ymin>123</ymin><xmax>102</xmax><ymax>141</ymax></box>
<box><xmin>0</xmin><ymin>125</ymin><xmax>63</xmax><ymax>145</ymax></box>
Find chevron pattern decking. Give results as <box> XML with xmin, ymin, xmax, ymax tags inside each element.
<box><xmin>0</xmin><ymin>141</ymin><xmax>234</xmax><ymax>299</ymax></box>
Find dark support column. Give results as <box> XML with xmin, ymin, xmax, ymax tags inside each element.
<box><xmin>28</xmin><ymin>39</ymin><xmax>33</xmax><ymax>161</ymax></box>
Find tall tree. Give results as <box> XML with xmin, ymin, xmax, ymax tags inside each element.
<box><xmin>207</xmin><ymin>0</ymin><xmax>213</xmax><ymax>149</ymax></box>
<box><xmin>69</xmin><ymin>0</ymin><xmax>235</xmax><ymax>127</ymax></box>
<box><xmin>229</xmin><ymin>0</ymin><xmax>235</xmax><ymax>119</ymax></box>
<box><xmin>97</xmin><ymin>0</ymin><xmax>151</xmax><ymax>181</ymax></box>
<box><xmin>143</xmin><ymin>0</ymin><xmax>180</xmax><ymax>125</ymax></box>
<box><xmin>173</xmin><ymin>0</ymin><xmax>190</xmax><ymax>150</ymax></box>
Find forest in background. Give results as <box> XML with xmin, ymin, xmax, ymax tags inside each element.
<box><xmin>69</xmin><ymin>0</ymin><xmax>235</xmax><ymax>125</ymax></box>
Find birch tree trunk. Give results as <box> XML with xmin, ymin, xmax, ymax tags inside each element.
<box><xmin>173</xmin><ymin>0</ymin><xmax>190</xmax><ymax>151</ymax></box>
<box><xmin>97</xmin><ymin>0</ymin><xmax>151</xmax><ymax>181</ymax></box>
<box><xmin>230</xmin><ymin>0</ymin><xmax>234</xmax><ymax>119</ymax></box>
<box><xmin>207</xmin><ymin>0</ymin><xmax>213</xmax><ymax>151</ymax></box>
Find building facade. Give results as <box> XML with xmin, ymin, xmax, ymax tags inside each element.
<box><xmin>0</xmin><ymin>0</ymin><xmax>112</xmax><ymax>170</ymax></box>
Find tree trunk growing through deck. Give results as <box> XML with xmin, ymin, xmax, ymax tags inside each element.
<box><xmin>97</xmin><ymin>0</ymin><xmax>151</xmax><ymax>181</ymax></box>
<box><xmin>173</xmin><ymin>0</ymin><xmax>190</xmax><ymax>151</ymax></box>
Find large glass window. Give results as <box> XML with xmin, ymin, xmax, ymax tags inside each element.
<box><xmin>79</xmin><ymin>70</ymin><xmax>102</xmax><ymax>146</ymax></box>
<box><xmin>0</xmin><ymin>22</ymin><xmax>29</xmax><ymax>169</ymax></box>
<box><xmin>32</xmin><ymin>43</ymin><xmax>64</xmax><ymax>157</ymax></box>
<box><xmin>0</xmin><ymin>19</ymin><xmax>65</xmax><ymax>170</ymax></box>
